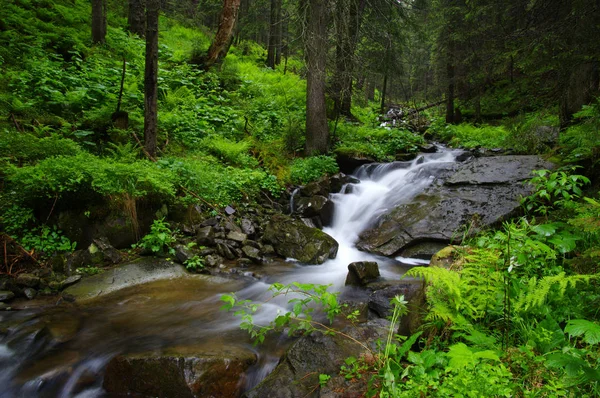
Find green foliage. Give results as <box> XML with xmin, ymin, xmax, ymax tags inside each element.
<box><xmin>134</xmin><ymin>218</ymin><xmax>176</xmax><ymax>255</ymax></box>
<box><xmin>6</xmin><ymin>152</ymin><xmax>176</xmax><ymax>200</ymax></box>
<box><xmin>184</xmin><ymin>255</ymin><xmax>205</xmax><ymax>271</ymax></box>
<box><xmin>0</xmin><ymin>130</ymin><xmax>82</xmax><ymax>165</ymax></box>
<box><xmin>221</xmin><ymin>282</ymin><xmax>346</xmax><ymax>345</ymax></box>
<box><xmin>521</xmin><ymin>167</ymin><xmax>590</xmax><ymax>216</ymax></box>
<box><xmin>1</xmin><ymin>205</ymin><xmax>76</xmax><ymax>257</ymax></box>
<box><xmin>503</xmin><ymin>111</ymin><xmax>560</xmax><ymax>154</ymax></box>
<box><xmin>289</xmin><ymin>156</ymin><xmax>339</xmax><ymax>185</ymax></box>
<box><xmin>335</xmin><ymin>124</ymin><xmax>424</xmax><ymax>161</ymax></box>
<box><xmin>560</xmin><ymin>102</ymin><xmax>600</xmax><ymax>163</ymax></box>
<box><xmin>76</xmin><ymin>266</ymin><xmax>103</xmax><ymax>276</ymax></box>
<box><xmin>427</xmin><ymin>118</ymin><xmax>509</xmax><ymax>149</ymax></box>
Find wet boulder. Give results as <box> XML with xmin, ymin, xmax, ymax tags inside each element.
<box><xmin>103</xmin><ymin>344</ymin><xmax>257</xmax><ymax>398</ymax></box>
<box><xmin>262</xmin><ymin>215</ymin><xmax>338</xmax><ymax>264</ymax></box>
<box><xmin>293</xmin><ymin>196</ymin><xmax>335</xmax><ymax>227</ymax></box>
<box><xmin>345</xmin><ymin>261</ymin><xmax>380</xmax><ymax>286</ymax></box>
<box><xmin>357</xmin><ymin>155</ymin><xmax>554</xmax><ymax>256</ymax></box>
<box><xmin>367</xmin><ymin>279</ymin><xmax>426</xmax><ymax>336</ymax></box>
<box><xmin>246</xmin><ymin>321</ymin><xmax>389</xmax><ymax>398</ymax></box>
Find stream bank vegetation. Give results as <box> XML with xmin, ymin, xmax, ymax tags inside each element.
<box><xmin>0</xmin><ymin>0</ymin><xmax>599</xmax><ymax>396</ymax></box>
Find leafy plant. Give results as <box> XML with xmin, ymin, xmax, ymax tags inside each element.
<box><xmin>184</xmin><ymin>255</ymin><xmax>205</xmax><ymax>271</ymax></box>
<box><xmin>289</xmin><ymin>156</ymin><xmax>339</xmax><ymax>185</ymax></box>
<box><xmin>521</xmin><ymin>167</ymin><xmax>590</xmax><ymax>215</ymax></box>
<box><xmin>134</xmin><ymin>218</ymin><xmax>176</xmax><ymax>255</ymax></box>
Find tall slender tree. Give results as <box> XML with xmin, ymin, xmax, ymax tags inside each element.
<box><xmin>128</xmin><ymin>0</ymin><xmax>146</xmax><ymax>37</ymax></box>
<box><xmin>266</xmin><ymin>0</ymin><xmax>282</xmax><ymax>68</ymax></box>
<box><xmin>303</xmin><ymin>0</ymin><xmax>330</xmax><ymax>155</ymax></box>
<box><xmin>144</xmin><ymin>0</ymin><xmax>160</xmax><ymax>158</ymax></box>
<box><xmin>91</xmin><ymin>0</ymin><xmax>107</xmax><ymax>44</ymax></box>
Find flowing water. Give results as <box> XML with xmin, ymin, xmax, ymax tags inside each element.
<box><xmin>0</xmin><ymin>148</ymin><xmax>459</xmax><ymax>397</ymax></box>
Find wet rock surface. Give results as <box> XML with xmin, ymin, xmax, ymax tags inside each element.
<box><xmin>262</xmin><ymin>215</ymin><xmax>339</xmax><ymax>264</ymax></box>
<box><xmin>245</xmin><ymin>321</ymin><xmax>389</xmax><ymax>398</ymax></box>
<box><xmin>103</xmin><ymin>344</ymin><xmax>257</xmax><ymax>398</ymax></box>
<box><xmin>357</xmin><ymin>155</ymin><xmax>554</xmax><ymax>256</ymax></box>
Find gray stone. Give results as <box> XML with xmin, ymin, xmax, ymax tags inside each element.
<box><xmin>241</xmin><ymin>246</ymin><xmax>262</xmax><ymax>263</ymax></box>
<box><xmin>61</xmin><ymin>275</ymin><xmax>82</xmax><ymax>288</ymax></box>
<box><xmin>345</xmin><ymin>262</ymin><xmax>380</xmax><ymax>286</ymax></box>
<box><xmin>205</xmin><ymin>254</ymin><xmax>223</xmax><ymax>268</ymax></box>
<box><xmin>446</xmin><ymin>155</ymin><xmax>554</xmax><ymax>185</ymax></box>
<box><xmin>23</xmin><ymin>288</ymin><xmax>37</xmax><ymax>300</ymax></box>
<box><xmin>368</xmin><ymin>279</ymin><xmax>426</xmax><ymax>335</ymax></box>
<box><xmin>241</xmin><ymin>218</ymin><xmax>256</xmax><ymax>236</ymax></box>
<box><xmin>216</xmin><ymin>243</ymin><xmax>236</xmax><ymax>260</ymax></box>
<box><xmin>196</xmin><ymin>226</ymin><xmax>215</xmax><ymax>246</ymax></box>
<box><xmin>357</xmin><ymin>155</ymin><xmax>555</xmax><ymax>256</ymax></box>
<box><xmin>293</xmin><ymin>196</ymin><xmax>335</xmax><ymax>227</ymax></box>
<box><xmin>174</xmin><ymin>245</ymin><xmax>194</xmax><ymax>264</ymax></box>
<box><xmin>246</xmin><ymin>323</ymin><xmax>388</xmax><ymax>398</ymax></box>
<box><xmin>0</xmin><ymin>291</ymin><xmax>15</xmax><ymax>302</ymax></box>
<box><xmin>262</xmin><ymin>215</ymin><xmax>338</xmax><ymax>264</ymax></box>
<box><xmin>89</xmin><ymin>237</ymin><xmax>122</xmax><ymax>265</ymax></box>
<box><xmin>16</xmin><ymin>274</ymin><xmax>40</xmax><ymax>288</ymax></box>
<box><xmin>226</xmin><ymin>231</ymin><xmax>247</xmax><ymax>242</ymax></box>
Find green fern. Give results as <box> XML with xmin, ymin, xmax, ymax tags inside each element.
<box><xmin>514</xmin><ymin>273</ymin><xmax>598</xmax><ymax>312</ymax></box>
<box><xmin>565</xmin><ymin>319</ymin><xmax>600</xmax><ymax>345</ymax></box>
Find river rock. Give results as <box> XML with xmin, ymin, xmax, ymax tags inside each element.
<box><xmin>293</xmin><ymin>196</ymin><xmax>335</xmax><ymax>227</ymax></box>
<box><xmin>241</xmin><ymin>218</ymin><xmax>256</xmax><ymax>236</ymax></box>
<box><xmin>197</xmin><ymin>226</ymin><xmax>215</xmax><ymax>246</ymax></box>
<box><xmin>0</xmin><ymin>291</ymin><xmax>15</xmax><ymax>302</ymax></box>
<box><xmin>60</xmin><ymin>275</ymin><xmax>82</xmax><ymax>288</ymax></box>
<box><xmin>357</xmin><ymin>155</ymin><xmax>554</xmax><ymax>256</ymax></box>
<box><xmin>345</xmin><ymin>261</ymin><xmax>380</xmax><ymax>286</ymax></box>
<box><xmin>242</xmin><ymin>246</ymin><xmax>262</xmax><ymax>263</ymax></box>
<box><xmin>205</xmin><ymin>254</ymin><xmax>224</xmax><ymax>268</ymax></box>
<box><xmin>103</xmin><ymin>344</ymin><xmax>257</xmax><ymax>398</ymax></box>
<box><xmin>246</xmin><ymin>321</ymin><xmax>389</xmax><ymax>398</ymax></box>
<box><xmin>262</xmin><ymin>215</ymin><xmax>338</xmax><ymax>264</ymax></box>
<box><xmin>89</xmin><ymin>237</ymin><xmax>122</xmax><ymax>265</ymax></box>
<box><xmin>174</xmin><ymin>244</ymin><xmax>194</xmax><ymax>264</ymax></box>
<box><xmin>227</xmin><ymin>231</ymin><xmax>247</xmax><ymax>243</ymax></box>
<box><xmin>16</xmin><ymin>274</ymin><xmax>40</xmax><ymax>288</ymax></box>
<box><xmin>23</xmin><ymin>288</ymin><xmax>37</xmax><ymax>300</ymax></box>
<box><xmin>64</xmin><ymin>258</ymin><xmax>189</xmax><ymax>301</ymax></box>
<box><xmin>367</xmin><ymin>279</ymin><xmax>426</xmax><ymax>335</ymax></box>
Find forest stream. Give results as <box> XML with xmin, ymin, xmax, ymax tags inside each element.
<box><xmin>0</xmin><ymin>148</ymin><xmax>512</xmax><ymax>397</ymax></box>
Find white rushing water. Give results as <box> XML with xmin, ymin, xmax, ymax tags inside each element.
<box><xmin>274</xmin><ymin>148</ymin><xmax>458</xmax><ymax>291</ymax></box>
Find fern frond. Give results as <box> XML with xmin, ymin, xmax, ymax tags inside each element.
<box><xmin>515</xmin><ymin>273</ymin><xmax>598</xmax><ymax>313</ymax></box>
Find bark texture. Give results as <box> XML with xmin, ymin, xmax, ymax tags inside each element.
<box><xmin>204</xmin><ymin>0</ymin><xmax>242</xmax><ymax>69</ymax></box>
<box><xmin>144</xmin><ymin>0</ymin><xmax>159</xmax><ymax>158</ymax></box>
<box><xmin>128</xmin><ymin>0</ymin><xmax>146</xmax><ymax>37</ymax></box>
<box><xmin>92</xmin><ymin>0</ymin><xmax>107</xmax><ymax>44</ymax></box>
<box><xmin>304</xmin><ymin>0</ymin><xmax>330</xmax><ymax>156</ymax></box>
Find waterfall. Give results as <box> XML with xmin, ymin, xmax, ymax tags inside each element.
<box><xmin>276</xmin><ymin>148</ymin><xmax>458</xmax><ymax>290</ymax></box>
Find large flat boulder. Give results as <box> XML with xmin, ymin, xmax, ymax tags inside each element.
<box><xmin>357</xmin><ymin>155</ymin><xmax>554</xmax><ymax>256</ymax></box>
<box><xmin>103</xmin><ymin>344</ymin><xmax>257</xmax><ymax>397</ymax></box>
<box><xmin>262</xmin><ymin>215</ymin><xmax>338</xmax><ymax>264</ymax></box>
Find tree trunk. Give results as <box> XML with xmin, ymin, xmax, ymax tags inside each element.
<box><xmin>144</xmin><ymin>0</ymin><xmax>160</xmax><ymax>158</ymax></box>
<box><xmin>445</xmin><ymin>38</ymin><xmax>455</xmax><ymax>124</ymax></box>
<box><xmin>559</xmin><ymin>62</ymin><xmax>599</xmax><ymax>128</ymax></box>
<box><xmin>304</xmin><ymin>0</ymin><xmax>330</xmax><ymax>156</ymax></box>
<box><xmin>332</xmin><ymin>0</ymin><xmax>365</xmax><ymax>118</ymax></box>
<box><xmin>266</xmin><ymin>0</ymin><xmax>282</xmax><ymax>68</ymax></box>
<box><xmin>92</xmin><ymin>0</ymin><xmax>107</xmax><ymax>44</ymax></box>
<box><xmin>204</xmin><ymin>0</ymin><xmax>242</xmax><ymax>69</ymax></box>
<box><xmin>128</xmin><ymin>0</ymin><xmax>146</xmax><ymax>37</ymax></box>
